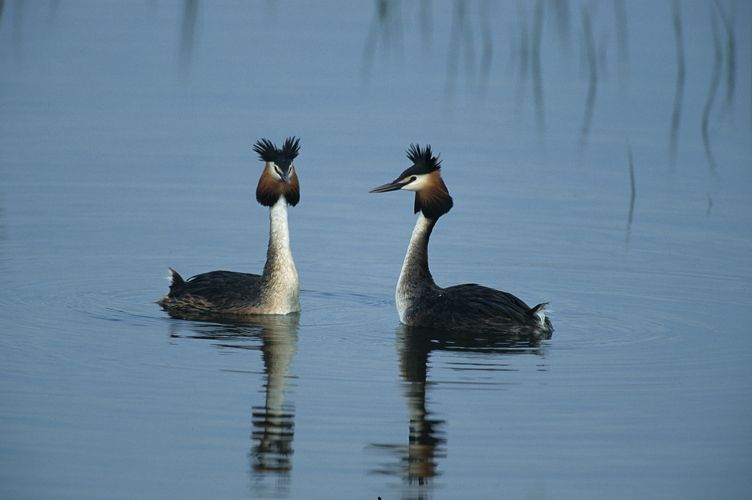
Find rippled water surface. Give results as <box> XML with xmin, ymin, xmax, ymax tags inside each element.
<box><xmin>1</xmin><ymin>1</ymin><xmax>751</xmax><ymax>498</ymax></box>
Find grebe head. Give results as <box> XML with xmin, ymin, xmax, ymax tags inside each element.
<box><xmin>370</xmin><ymin>143</ymin><xmax>453</xmax><ymax>219</ymax></box>
<box><xmin>253</xmin><ymin>137</ymin><xmax>301</xmax><ymax>207</ymax></box>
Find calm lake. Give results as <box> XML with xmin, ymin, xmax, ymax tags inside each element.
<box><xmin>1</xmin><ymin>1</ymin><xmax>751</xmax><ymax>498</ymax></box>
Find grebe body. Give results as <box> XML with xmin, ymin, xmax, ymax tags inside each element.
<box><xmin>158</xmin><ymin>137</ymin><xmax>301</xmax><ymax>319</ymax></box>
<box><xmin>371</xmin><ymin>144</ymin><xmax>552</xmax><ymax>338</ymax></box>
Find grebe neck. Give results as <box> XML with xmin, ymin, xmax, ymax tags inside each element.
<box><xmin>261</xmin><ymin>196</ymin><xmax>299</xmax><ymax>312</ymax></box>
<box><xmin>396</xmin><ymin>213</ymin><xmax>438</xmax><ymax>322</ymax></box>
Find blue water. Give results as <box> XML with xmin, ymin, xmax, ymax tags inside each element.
<box><xmin>1</xmin><ymin>1</ymin><xmax>751</xmax><ymax>498</ymax></box>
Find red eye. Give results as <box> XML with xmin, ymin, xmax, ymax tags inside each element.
<box><xmin>410</xmin><ymin>176</ymin><xmax>417</xmax><ymax>181</ymax></box>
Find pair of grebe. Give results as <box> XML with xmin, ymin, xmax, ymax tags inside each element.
<box><xmin>159</xmin><ymin>138</ymin><xmax>552</xmax><ymax>337</ymax></box>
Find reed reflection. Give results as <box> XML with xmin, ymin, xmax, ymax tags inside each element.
<box><xmin>362</xmin><ymin>0</ymin><xmax>404</xmax><ymax>79</ymax></box>
<box><xmin>10</xmin><ymin>0</ymin><xmax>24</xmax><ymax>55</ymax></box>
<box><xmin>626</xmin><ymin>144</ymin><xmax>636</xmax><ymax>246</ymax></box>
<box><xmin>168</xmin><ymin>314</ymin><xmax>299</xmax><ymax>495</ymax></box>
<box><xmin>613</xmin><ymin>0</ymin><xmax>629</xmax><ymax>72</ymax></box>
<box><xmin>715</xmin><ymin>1</ymin><xmax>736</xmax><ymax>112</ymax></box>
<box><xmin>669</xmin><ymin>0</ymin><xmax>685</xmax><ymax>166</ymax></box>
<box><xmin>370</xmin><ymin>325</ymin><xmax>546</xmax><ymax>497</ymax></box>
<box><xmin>179</xmin><ymin>0</ymin><xmax>199</xmax><ymax>77</ymax></box>
<box><xmin>579</xmin><ymin>5</ymin><xmax>597</xmax><ymax>152</ymax></box>
<box><xmin>701</xmin><ymin>6</ymin><xmax>722</xmax><ymax>174</ymax></box>
<box><xmin>446</xmin><ymin>0</ymin><xmax>475</xmax><ymax>94</ymax></box>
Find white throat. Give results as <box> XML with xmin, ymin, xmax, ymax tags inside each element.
<box><xmin>268</xmin><ymin>197</ymin><xmax>292</xmax><ymax>257</ymax></box>
<box><xmin>262</xmin><ymin>197</ymin><xmax>300</xmax><ymax>313</ymax></box>
<box><xmin>396</xmin><ymin>213</ymin><xmax>436</xmax><ymax>323</ymax></box>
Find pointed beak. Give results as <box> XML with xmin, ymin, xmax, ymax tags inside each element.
<box><xmin>369</xmin><ymin>179</ymin><xmax>406</xmax><ymax>193</ymax></box>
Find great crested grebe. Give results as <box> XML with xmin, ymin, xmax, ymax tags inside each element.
<box><xmin>370</xmin><ymin>144</ymin><xmax>553</xmax><ymax>337</ymax></box>
<box><xmin>158</xmin><ymin>137</ymin><xmax>301</xmax><ymax>319</ymax></box>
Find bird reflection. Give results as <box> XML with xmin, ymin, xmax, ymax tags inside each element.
<box><xmin>167</xmin><ymin>314</ymin><xmax>299</xmax><ymax>495</ymax></box>
<box><xmin>250</xmin><ymin>316</ymin><xmax>298</xmax><ymax>482</ymax></box>
<box><xmin>370</xmin><ymin>325</ymin><xmax>546</xmax><ymax>496</ymax></box>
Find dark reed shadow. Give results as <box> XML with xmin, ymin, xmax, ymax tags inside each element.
<box><xmin>0</xmin><ymin>191</ymin><xmax>6</xmax><ymax>258</ymax></box>
<box><xmin>531</xmin><ymin>0</ymin><xmax>545</xmax><ymax>132</ymax></box>
<box><xmin>511</xmin><ymin>0</ymin><xmax>545</xmax><ymax>131</ymax></box>
<box><xmin>613</xmin><ymin>0</ymin><xmax>628</xmax><ymax>82</ymax></box>
<box><xmin>478</xmin><ymin>0</ymin><xmax>494</xmax><ymax>96</ymax></box>
<box><xmin>513</xmin><ymin>1</ymin><xmax>531</xmax><ymax>117</ymax></box>
<box><xmin>551</xmin><ymin>0</ymin><xmax>572</xmax><ymax>57</ymax></box>
<box><xmin>597</xmin><ymin>30</ymin><xmax>609</xmax><ymax>81</ymax></box>
<box><xmin>625</xmin><ymin>144</ymin><xmax>636</xmax><ymax>247</ymax></box>
<box><xmin>368</xmin><ymin>324</ymin><xmax>547</xmax><ymax>497</ymax></box>
<box><xmin>701</xmin><ymin>5</ymin><xmax>723</xmax><ymax>175</ymax></box>
<box><xmin>419</xmin><ymin>0</ymin><xmax>432</xmax><ymax>56</ymax></box>
<box><xmin>11</xmin><ymin>0</ymin><xmax>25</xmax><ymax>58</ymax></box>
<box><xmin>578</xmin><ymin>5</ymin><xmax>598</xmax><ymax>153</ymax></box>
<box><xmin>510</xmin><ymin>0</ymin><xmax>546</xmax><ymax>131</ymax></box>
<box><xmin>265</xmin><ymin>0</ymin><xmax>278</xmax><ymax>19</ymax></box>
<box><xmin>362</xmin><ymin>0</ymin><xmax>404</xmax><ymax>81</ymax></box>
<box><xmin>0</xmin><ymin>0</ymin><xmax>5</xmax><ymax>29</ymax></box>
<box><xmin>45</xmin><ymin>0</ymin><xmax>60</xmax><ymax>28</ymax></box>
<box><xmin>178</xmin><ymin>0</ymin><xmax>199</xmax><ymax>78</ymax></box>
<box><xmin>706</xmin><ymin>192</ymin><xmax>713</xmax><ymax>216</ymax></box>
<box><xmin>167</xmin><ymin>315</ymin><xmax>299</xmax><ymax>497</ymax></box>
<box><xmin>669</xmin><ymin>0</ymin><xmax>686</xmax><ymax>167</ymax></box>
<box><xmin>446</xmin><ymin>0</ymin><xmax>476</xmax><ymax>95</ymax></box>
<box><xmin>714</xmin><ymin>0</ymin><xmax>736</xmax><ymax>114</ymax></box>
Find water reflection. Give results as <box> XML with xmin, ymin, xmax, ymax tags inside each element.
<box><xmin>669</xmin><ymin>0</ymin><xmax>685</xmax><ymax>166</ymax></box>
<box><xmin>249</xmin><ymin>316</ymin><xmax>297</xmax><ymax>495</ymax></box>
<box><xmin>362</xmin><ymin>0</ymin><xmax>404</xmax><ymax>79</ymax></box>
<box><xmin>419</xmin><ymin>0</ymin><xmax>432</xmax><ymax>55</ymax></box>
<box><xmin>511</xmin><ymin>1</ymin><xmax>546</xmax><ymax>128</ymax></box>
<box><xmin>626</xmin><ymin>144</ymin><xmax>636</xmax><ymax>245</ymax></box>
<box><xmin>359</xmin><ymin>0</ymin><xmax>749</xmax><ymax>172</ymax></box>
<box><xmin>11</xmin><ymin>0</ymin><xmax>24</xmax><ymax>55</ymax></box>
<box><xmin>715</xmin><ymin>1</ymin><xmax>736</xmax><ymax>112</ymax></box>
<box><xmin>179</xmin><ymin>0</ymin><xmax>199</xmax><ymax>77</ymax></box>
<box><xmin>0</xmin><ymin>195</ymin><xmax>5</xmax><ymax>268</ymax></box>
<box><xmin>370</xmin><ymin>325</ymin><xmax>545</xmax><ymax>498</ymax></box>
<box><xmin>530</xmin><ymin>0</ymin><xmax>544</xmax><ymax>132</ymax></box>
<box><xmin>446</xmin><ymin>0</ymin><xmax>476</xmax><ymax>94</ymax></box>
<box><xmin>702</xmin><ymin>0</ymin><xmax>739</xmax><ymax>173</ymax></box>
<box><xmin>168</xmin><ymin>315</ymin><xmax>299</xmax><ymax>496</ymax></box>
<box><xmin>701</xmin><ymin>5</ymin><xmax>722</xmax><ymax>174</ymax></box>
<box><xmin>613</xmin><ymin>0</ymin><xmax>629</xmax><ymax>70</ymax></box>
<box><xmin>551</xmin><ymin>0</ymin><xmax>571</xmax><ymax>56</ymax></box>
<box><xmin>706</xmin><ymin>191</ymin><xmax>713</xmax><ymax>216</ymax></box>
<box><xmin>511</xmin><ymin>0</ymin><xmax>545</xmax><ymax>130</ymax></box>
<box><xmin>579</xmin><ymin>5</ymin><xmax>597</xmax><ymax>152</ymax></box>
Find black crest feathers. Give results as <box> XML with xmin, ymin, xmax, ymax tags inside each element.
<box><xmin>254</xmin><ymin>136</ymin><xmax>301</xmax><ymax>207</ymax></box>
<box><xmin>253</xmin><ymin>137</ymin><xmax>301</xmax><ymax>164</ymax></box>
<box><xmin>405</xmin><ymin>144</ymin><xmax>452</xmax><ymax>219</ymax></box>
<box><xmin>406</xmin><ymin>143</ymin><xmax>442</xmax><ymax>173</ymax></box>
